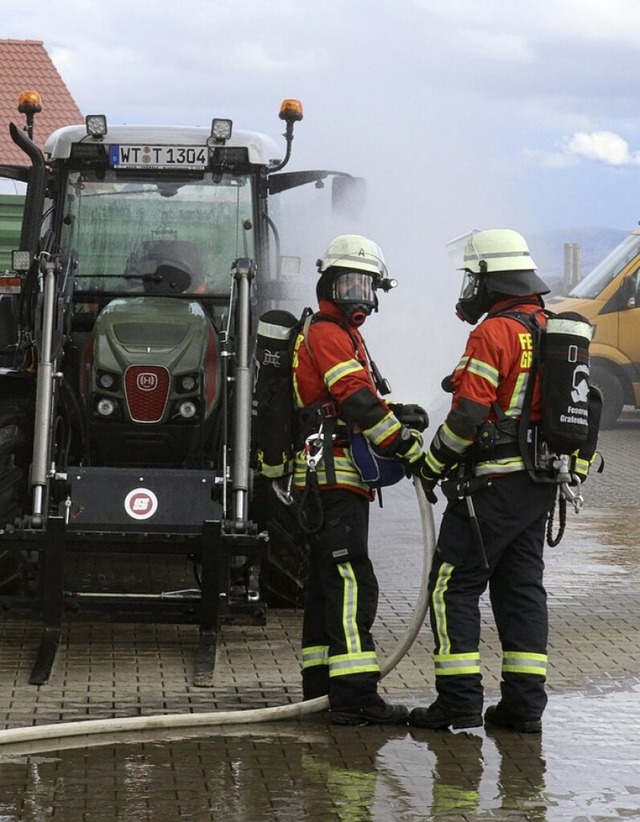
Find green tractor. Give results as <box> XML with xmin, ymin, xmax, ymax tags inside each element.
<box><xmin>0</xmin><ymin>96</ymin><xmax>364</xmax><ymax>684</ymax></box>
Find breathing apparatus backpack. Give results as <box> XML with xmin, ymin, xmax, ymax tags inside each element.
<box><xmin>251</xmin><ymin>306</ymin><xmax>408</xmax><ymax>533</ymax></box>
<box><xmin>251</xmin><ymin>307</ymin><xmax>311</xmax><ymax>480</ymax></box>
<box><xmin>493</xmin><ymin>307</ymin><xmax>603</xmax><ymax>544</ymax></box>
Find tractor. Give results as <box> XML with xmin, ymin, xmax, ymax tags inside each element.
<box><xmin>0</xmin><ymin>94</ymin><xmax>364</xmax><ymax>684</ymax></box>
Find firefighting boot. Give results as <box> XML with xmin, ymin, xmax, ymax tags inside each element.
<box><xmin>484</xmin><ymin>704</ymin><xmax>542</xmax><ymax>734</ymax></box>
<box><xmin>409</xmin><ymin>701</ymin><xmax>483</xmax><ymax>731</ymax></box>
<box><xmin>330</xmin><ymin>695</ymin><xmax>409</xmax><ymax>726</ymax></box>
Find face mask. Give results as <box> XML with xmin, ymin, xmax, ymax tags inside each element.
<box><xmin>332</xmin><ymin>271</ymin><xmax>376</xmax><ymax>325</ymax></box>
<box><xmin>455</xmin><ymin>271</ymin><xmax>491</xmax><ymax>324</ymax></box>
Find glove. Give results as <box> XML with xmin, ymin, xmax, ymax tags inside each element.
<box><xmin>392</xmin><ymin>426</ymin><xmax>425</xmax><ymax>461</ymax></box>
<box><xmin>407</xmin><ymin>451</ymin><xmax>439</xmax><ymax>504</ymax></box>
<box><xmin>389</xmin><ymin>402</ymin><xmax>429</xmax><ymax>433</ymax></box>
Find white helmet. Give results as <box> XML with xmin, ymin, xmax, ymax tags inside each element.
<box><xmin>317</xmin><ymin>234</ymin><xmax>387</xmax><ymax>281</ymax></box>
<box><xmin>316</xmin><ymin>234</ymin><xmax>395</xmax><ymax>326</ymax></box>
<box><xmin>462</xmin><ymin>229</ymin><xmax>537</xmax><ymax>274</ymax></box>
<box><xmin>455</xmin><ymin>229</ymin><xmax>549</xmax><ymax>324</ymax></box>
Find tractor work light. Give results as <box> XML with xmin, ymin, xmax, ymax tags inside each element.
<box><xmin>17</xmin><ymin>91</ymin><xmax>43</xmax><ymax>115</ymax></box>
<box><xmin>179</xmin><ymin>375</ymin><xmax>197</xmax><ymax>392</ymax></box>
<box><xmin>279</xmin><ymin>99</ymin><xmax>303</xmax><ymax>123</ymax></box>
<box><xmin>208</xmin><ymin>118</ymin><xmax>233</xmax><ymax>146</ymax></box>
<box><xmin>96</xmin><ymin>398</ymin><xmax>116</xmax><ymax>417</ymax></box>
<box><xmin>85</xmin><ymin>114</ymin><xmax>108</xmax><ymax>139</ymax></box>
<box><xmin>177</xmin><ymin>401</ymin><xmax>197</xmax><ymax>419</ymax></box>
<box><xmin>11</xmin><ymin>251</ymin><xmax>31</xmax><ymax>273</ymax></box>
<box><xmin>98</xmin><ymin>372</ymin><xmax>117</xmax><ymax>390</ymax></box>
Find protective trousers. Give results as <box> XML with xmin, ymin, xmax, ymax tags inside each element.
<box><xmin>301</xmin><ymin>489</ymin><xmax>381</xmax><ymax>710</ymax></box>
<box><xmin>428</xmin><ymin>472</ymin><xmax>556</xmax><ymax>720</ymax></box>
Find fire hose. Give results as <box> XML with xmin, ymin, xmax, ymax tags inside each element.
<box><xmin>0</xmin><ymin>480</ymin><xmax>436</xmax><ymax>752</ymax></box>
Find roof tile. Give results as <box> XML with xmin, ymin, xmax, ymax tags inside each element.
<box><xmin>0</xmin><ymin>39</ymin><xmax>83</xmax><ymax>165</ymax></box>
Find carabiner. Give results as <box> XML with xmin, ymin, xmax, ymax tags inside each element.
<box><xmin>560</xmin><ymin>477</ymin><xmax>584</xmax><ymax>514</ymax></box>
<box><xmin>304</xmin><ymin>427</ymin><xmax>324</xmax><ymax>472</ymax></box>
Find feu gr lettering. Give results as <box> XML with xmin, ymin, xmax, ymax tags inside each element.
<box><xmin>519</xmin><ymin>332</ymin><xmax>533</xmax><ymax>368</ymax></box>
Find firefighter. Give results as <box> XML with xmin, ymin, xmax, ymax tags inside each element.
<box><xmin>408</xmin><ymin>229</ymin><xmax>556</xmax><ymax>734</ymax></box>
<box><xmin>293</xmin><ymin>234</ymin><xmax>429</xmax><ymax>725</ymax></box>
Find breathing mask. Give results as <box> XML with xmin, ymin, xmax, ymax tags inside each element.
<box><xmin>331</xmin><ymin>270</ymin><xmax>376</xmax><ymax>326</ymax></box>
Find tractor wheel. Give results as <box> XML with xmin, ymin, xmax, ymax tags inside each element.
<box><xmin>0</xmin><ymin>400</ymin><xmax>32</xmax><ymax>592</ymax></box>
<box><xmin>250</xmin><ymin>477</ymin><xmax>309</xmax><ymax>608</ymax></box>
<box><xmin>590</xmin><ymin>364</ymin><xmax>624</xmax><ymax>430</ymax></box>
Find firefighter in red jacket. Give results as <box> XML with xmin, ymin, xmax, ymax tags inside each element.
<box><xmin>408</xmin><ymin>229</ymin><xmax>557</xmax><ymax>734</ymax></box>
<box><xmin>293</xmin><ymin>234</ymin><xmax>429</xmax><ymax>725</ymax></box>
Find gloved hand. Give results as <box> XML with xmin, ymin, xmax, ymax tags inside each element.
<box><xmin>389</xmin><ymin>402</ymin><xmax>429</xmax><ymax>433</ymax></box>
<box><xmin>407</xmin><ymin>452</ymin><xmax>439</xmax><ymax>504</ymax></box>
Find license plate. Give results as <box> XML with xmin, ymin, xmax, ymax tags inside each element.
<box><xmin>109</xmin><ymin>144</ymin><xmax>208</xmax><ymax>169</ymax></box>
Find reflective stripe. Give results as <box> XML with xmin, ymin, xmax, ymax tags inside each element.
<box><xmin>338</xmin><ymin>562</ymin><xmax>360</xmax><ymax>654</ymax></box>
<box><xmin>573</xmin><ymin>456</ymin><xmax>590</xmax><ymax>472</ymax></box>
<box><xmin>302</xmin><ymin>645</ymin><xmax>329</xmax><ymax>670</ymax></box>
<box><xmin>363</xmin><ymin>411</ymin><xmax>401</xmax><ymax>447</ymax></box>
<box><xmin>431</xmin><ymin>562</ymin><xmax>454</xmax><ymax>654</ymax></box>
<box><xmin>257</xmin><ymin>318</ymin><xmax>294</xmax><ymax>340</ymax></box>
<box><xmin>259</xmin><ymin>456</ymin><xmax>293</xmax><ymax>478</ymax></box>
<box><xmin>293</xmin><ymin>452</ymin><xmax>370</xmax><ymax>491</ymax></box>
<box><xmin>401</xmin><ymin>438</ymin><xmax>423</xmax><ymax>463</ymax></box>
<box><xmin>466</xmin><ymin>357</ymin><xmax>499</xmax><ymax>387</ymax></box>
<box><xmin>325</xmin><ymin>358</ymin><xmax>364</xmax><ymax>389</ymax></box>
<box><xmin>425</xmin><ymin>448</ymin><xmax>447</xmax><ymax>475</ymax></box>
<box><xmin>453</xmin><ymin>354</ymin><xmax>470</xmax><ymax>375</ymax></box>
<box><xmin>502</xmin><ymin>651</ymin><xmax>548</xmax><ymax>676</ymax></box>
<box><xmin>327</xmin><ymin>563</ymin><xmax>381</xmax><ymax>678</ymax></box>
<box><xmin>438</xmin><ymin>422</ymin><xmax>474</xmax><ymax>456</ymax></box>
<box><xmin>292</xmin><ymin>333</ymin><xmax>305</xmax><ymax>407</ymax></box>
<box><xmin>506</xmin><ymin>371</ymin><xmax>528</xmax><ymax>416</ymax></box>
<box><xmin>434</xmin><ymin>652</ymin><xmax>482</xmax><ymax>676</ymax></box>
<box><xmin>329</xmin><ymin>651</ymin><xmax>380</xmax><ymax>677</ymax></box>
<box><xmin>474</xmin><ymin>457</ymin><xmax>526</xmax><ymax>476</ymax></box>
<box><xmin>464</xmin><ymin>248</ymin><xmax>531</xmax><ymax>264</ymax></box>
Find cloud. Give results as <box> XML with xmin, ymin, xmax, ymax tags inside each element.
<box><xmin>524</xmin><ymin>130</ymin><xmax>640</xmax><ymax>169</ymax></box>
<box><xmin>565</xmin><ymin>130</ymin><xmax>640</xmax><ymax>166</ymax></box>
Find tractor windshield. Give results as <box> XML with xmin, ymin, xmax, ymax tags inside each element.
<box><xmin>62</xmin><ymin>170</ymin><xmax>254</xmax><ymax>298</ymax></box>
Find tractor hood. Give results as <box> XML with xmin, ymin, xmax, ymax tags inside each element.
<box><xmin>91</xmin><ymin>297</ymin><xmax>213</xmax><ymax>373</ymax></box>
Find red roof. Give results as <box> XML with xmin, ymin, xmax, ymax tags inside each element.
<box><xmin>0</xmin><ymin>39</ymin><xmax>83</xmax><ymax>165</ymax></box>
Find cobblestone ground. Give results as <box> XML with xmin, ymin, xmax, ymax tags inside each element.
<box><xmin>0</xmin><ymin>411</ymin><xmax>638</xmax><ymax>820</ymax></box>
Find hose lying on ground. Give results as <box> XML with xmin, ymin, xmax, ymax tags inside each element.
<box><xmin>0</xmin><ymin>480</ymin><xmax>436</xmax><ymax>750</ymax></box>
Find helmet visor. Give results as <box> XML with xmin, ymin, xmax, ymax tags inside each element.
<box><xmin>459</xmin><ymin>270</ymin><xmax>482</xmax><ymax>301</ymax></box>
<box><xmin>332</xmin><ymin>271</ymin><xmax>375</xmax><ymax>307</ymax></box>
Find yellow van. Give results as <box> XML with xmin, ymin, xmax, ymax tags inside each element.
<box><xmin>549</xmin><ymin>225</ymin><xmax>640</xmax><ymax>427</ymax></box>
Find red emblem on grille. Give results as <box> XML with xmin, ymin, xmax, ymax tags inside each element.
<box><xmin>137</xmin><ymin>372</ymin><xmax>158</xmax><ymax>391</ymax></box>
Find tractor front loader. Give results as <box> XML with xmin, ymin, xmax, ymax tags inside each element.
<box><xmin>0</xmin><ymin>96</ymin><xmax>364</xmax><ymax>685</ymax></box>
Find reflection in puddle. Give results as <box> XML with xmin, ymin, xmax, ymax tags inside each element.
<box><xmin>1</xmin><ymin>685</ymin><xmax>639</xmax><ymax>821</ymax></box>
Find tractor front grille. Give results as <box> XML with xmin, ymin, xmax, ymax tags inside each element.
<box><xmin>125</xmin><ymin>365</ymin><xmax>170</xmax><ymax>423</ymax></box>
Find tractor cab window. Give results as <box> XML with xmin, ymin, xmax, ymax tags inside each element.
<box><xmin>62</xmin><ymin>171</ymin><xmax>254</xmax><ymax>298</ymax></box>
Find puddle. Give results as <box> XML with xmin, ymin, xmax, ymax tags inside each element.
<box><xmin>1</xmin><ymin>685</ymin><xmax>639</xmax><ymax>821</ymax></box>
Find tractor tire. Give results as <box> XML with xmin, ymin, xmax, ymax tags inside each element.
<box><xmin>250</xmin><ymin>477</ymin><xmax>309</xmax><ymax>608</ymax></box>
<box><xmin>590</xmin><ymin>364</ymin><xmax>624</xmax><ymax>430</ymax></box>
<box><xmin>0</xmin><ymin>400</ymin><xmax>32</xmax><ymax>592</ymax></box>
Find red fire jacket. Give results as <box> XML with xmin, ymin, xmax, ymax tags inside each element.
<box><xmin>292</xmin><ymin>300</ymin><xmax>420</xmax><ymax>495</ymax></box>
<box><xmin>425</xmin><ymin>298</ymin><xmax>547</xmax><ymax>479</ymax></box>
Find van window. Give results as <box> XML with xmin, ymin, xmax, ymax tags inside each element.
<box><xmin>570</xmin><ymin>232</ymin><xmax>640</xmax><ymax>299</ymax></box>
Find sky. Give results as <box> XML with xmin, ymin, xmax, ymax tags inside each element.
<box><xmin>5</xmin><ymin>0</ymin><xmax>640</xmax><ymax>409</ymax></box>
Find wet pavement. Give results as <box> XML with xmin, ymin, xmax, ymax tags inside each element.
<box><xmin>0</xmin><ymin>410</ymin><xmax>639</xmax><ymax>820</ymax></box>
